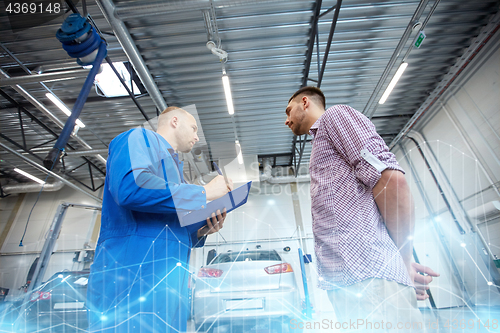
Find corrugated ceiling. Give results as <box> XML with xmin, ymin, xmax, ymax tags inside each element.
<box><xmin>0</xmin><ymin>0</ymin><xmax>498</xmax><ymax>193</ymax></box>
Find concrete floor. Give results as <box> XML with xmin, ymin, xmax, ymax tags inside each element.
<box><xmin>420</xmin><ymin>306</ymin><xmax>499</xmax><ymax>333</ymax></box>
<box><xmin>188</xmin><ymin>306</ymin><xmax>500</xmax><ymax>332</ymax></box>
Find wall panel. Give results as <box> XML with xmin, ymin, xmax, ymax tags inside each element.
<box><xmin>393</xmin><ymin>31</ymin><xmax>500</xmax><ymax>307</ymax></box>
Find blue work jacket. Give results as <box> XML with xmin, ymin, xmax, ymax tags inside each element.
<box><xmin>88</xmin><ymin>128</ymin><xmax>207</xmax><ymax>332</ymax></box>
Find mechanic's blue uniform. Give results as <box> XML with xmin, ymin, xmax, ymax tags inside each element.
<box><xmin>87</xmin><ymin>128</ymin><xmax>207</xmax><ymax>332</ymax></box>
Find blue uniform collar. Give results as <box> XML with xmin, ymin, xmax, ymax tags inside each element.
<box><xmin>154</xmin><ymin>131</ymin><xmax>185</xmax><ymax>183</ymax></box>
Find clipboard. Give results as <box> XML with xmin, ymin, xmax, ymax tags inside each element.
<box><xmin>180</xmin><ymin>181</ymin><xmax>252</xmax><ymax>232</ymax></box>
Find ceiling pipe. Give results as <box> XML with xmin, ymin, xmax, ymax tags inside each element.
<box><xmin>362</xmin><ymin>0</ymin><xmax>430</xmax><ymax>118</ymax></box>
<box><xmin>26</xmin><ymin>148</ymin><xmax>109</xmax><ymax>157</ymax></box>
<box><xmin>0</xmin><ymin>68</ymin><xmax>89</xmax><ymax>87</ymax></box>
<box><xmin>0</xmin><ymin>141</ymin><xmax>102</xmax><ymax>203</ymax></box>
<box><xmin>3</xmin><ymin>180</ymin><xmax>64</xmax><ymax>194</ymax></box>
<box><xmin>95</xmin><ymin>0</ymin><xmax>168</xmax><ymax>112</ymax></box>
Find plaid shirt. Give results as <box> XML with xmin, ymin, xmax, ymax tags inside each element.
<box><xmin>309</xmin><ymin>105</ymin><xmax>413</xmax><ymax>290</ymax></box>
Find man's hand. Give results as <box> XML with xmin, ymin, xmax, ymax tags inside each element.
<box><xmin>197</xmin><ymin>209</ymin><xmax>227</xmax><ymax>238</ymax></box>
<box><xmin>410</xmin><ymin>262</ymin><xmax>440</xmax><ymax>300</ymax></box>
<box><xmin>203</xmin><ymin>175</ymin><xmax>233</xmax><ymax>201</ymax></box>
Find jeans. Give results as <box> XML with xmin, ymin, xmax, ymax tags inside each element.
<box><xmin>327</xmin><ymin>278</ymin><xmax>426</xmax><ymax>332</ymax></box>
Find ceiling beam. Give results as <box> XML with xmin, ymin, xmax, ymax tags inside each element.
<box><xmin>0</xmin><ymin>69</ymin><xmax>89</xmax><ymax>87</ymax></box>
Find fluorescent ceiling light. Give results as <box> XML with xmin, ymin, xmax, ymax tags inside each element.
<box><xmin>14</xmin><ymin>168</ymin><xmax>46</xmax><ymax>184</ymax></box>
<box><xmin>378</xmin><ymin>62</ymin><xmax>408</xmax><ymax>105</ymax></box>
<box><xmin>235</xmin><ymin>140</ymin><xmax>243</xmax><ymax>164</ymax></box>
<box><xmin>95</xmin><ymin>62</ymin><xmax>140</xmax><ymax>98</ymax></box>
<box><xmin>45</xmin><ymin>93</ymin><xmax>86</xmax><ymax>128</ymax></box>
<box><xmin>222</xmin><ymin>74</ymin><xmax>235</xmax><ymax>115</ymax></box>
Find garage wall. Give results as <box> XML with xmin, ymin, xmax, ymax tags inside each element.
<box><xmin>392</xmin><ymin>30</ymin><xmax>500</xmax><ymax>307</ymax></box>
<box><xmin>0</xmin><ymin>187</ymin><xmax>101</xmax><ymax>300</ymax></box>
<box><xmin>217</xmin><ymin>183</ymin><xmax>298</xmax><ymax>242</ymax></box>
<box><xmin>0</xmin><ymin>195</ymin><xmax>23</xmax><ymax>238</ymax></box>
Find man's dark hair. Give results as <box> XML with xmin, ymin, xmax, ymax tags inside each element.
<box><xmin>288</xmin><ymin>86</ymin><xmax>326</xmax><ymax>109</ymax></box>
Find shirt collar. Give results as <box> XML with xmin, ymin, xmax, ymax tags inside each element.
<box><xmin>308</xmin><ymin>115</ymin><xmax>323</xmax><ymax>138</ymax></box>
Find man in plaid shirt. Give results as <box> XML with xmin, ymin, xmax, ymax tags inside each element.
<box><xmin>285</xmin><ymin>87</ymin><xmax>438</xmax><ymax>332</ymax></box>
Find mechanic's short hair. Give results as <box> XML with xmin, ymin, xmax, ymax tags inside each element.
<box><xmin>288</xmin><ymin>86</ymin><xmax>326</xmax><ymax>110</ymax></box>
<box><xmin>158</xmin><ymin>106</ymin><xmax>190</xmax><ymax>128</ymax></box>
<box><xmin>160</xmin><ymin>106</ymin><xmax>181</xmax><ymax>116</ymax></box>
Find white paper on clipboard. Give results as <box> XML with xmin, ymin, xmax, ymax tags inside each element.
<box><xmin>179</xmin><ymin>181</ymin><xmax>252</xmax><ymax>229</ymax></box>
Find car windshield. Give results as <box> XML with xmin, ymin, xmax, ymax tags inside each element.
<box><xmin>40</xmin><ymin>272</ymin><xmax>89</xmax><ymax>291</ymax></box>
<box><xmin>211</xmin><ymin>251</ymin><xmax>281</xmax><ymax>264</ymax></box>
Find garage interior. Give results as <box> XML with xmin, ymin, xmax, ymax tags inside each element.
<box><xmin>0</xmin><ymin>0</ymin><xmax>499</xmax><ymax>332</ymax></box>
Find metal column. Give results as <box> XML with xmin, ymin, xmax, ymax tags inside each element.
<box><xmin>291</xmin><ymin>0</ymin><xmax>342</xmax><ymax>173</ymax></box>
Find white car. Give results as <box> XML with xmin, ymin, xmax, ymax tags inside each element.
<box><xmin>192</xmin><ymin>250</ymin><xmax>301</xmax><ymax>332</ymax></box>
<box><xmin>22</xmin><ymin>271</ymin><xmax>89</xmax><ymax>332</ymax></box>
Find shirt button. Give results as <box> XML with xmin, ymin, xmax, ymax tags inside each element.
<box><xmin>202</xmin><ymin>190</ymin><xmax>205</xmax><ymax>194</ymax></box>
<box><xmin>201</xmin><ymin>205</ymin><xmax>205</xmax><ymax>208</ymax></box>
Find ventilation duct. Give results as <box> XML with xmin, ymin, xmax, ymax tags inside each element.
<box><xmin>0</xmin><ymin>141</ymin><xmax>102</xmax><ymax>203</ymax></box>
<box><xmin>260</xmin><ymin>158</ymin><xmax>310</xmax><ymax>184</ymax></box>
<box><xmin>3</xmin><ymin>180</ymin><xmax>64</xmax><ymax>194</ymax></box>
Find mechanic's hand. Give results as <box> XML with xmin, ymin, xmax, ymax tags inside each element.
<box><xmin>197</xmin><ymin>208</ymin><xmax>227</xmax><ymax>238</ymax></box>
<box><xmin>412</xmin><ymin>262</ymin><xmax>440</xmax><ymax>300</ymax></box>
<box><xmin>203</xmin><ymin>175</ymin><xmax>233</xmax><ymax>201</ymax></box>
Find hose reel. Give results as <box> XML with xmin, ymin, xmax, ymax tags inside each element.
<box><xmin>43</xmin><ymin>13</ymin><xmax>107</xmax><ymax>170</ymax></box>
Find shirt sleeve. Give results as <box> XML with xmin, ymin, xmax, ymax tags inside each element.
<box><xmin>107</xmin><ymin>129</ymin><xmax>207</xmax><ymax>214</ymax></box>
<box><xmin>322</xmin><ymin>105</ymin><xmax>404</xmax><ymax>189</ymax></box>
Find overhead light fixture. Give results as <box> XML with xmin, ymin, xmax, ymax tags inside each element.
<box><xmin>45</xmin><ymin>93</ymin><xmax>86</xmax><ymax>128</ymax></box>
<box><xmin>222</xmin><ymin>72</ymin><xmax>234</xmax><ymax>115</ymax></box>
<box><xmin>95</xmin><ymin>62</ymin><xmax>141</xmax><ymax>98</ymax></box>
<box><xmin>235</xmin><ymin>140</ymin><xmax>243</xmax><ymax>164</ymax></box>
<box><xmin>14</xmin><ymin>168</ymin><xmax>46</xmax><ymax>185</ymax></box>
<box><xmin>378</xmin><ymin>62</ymin><xmax>408</xmax><ymax>105</ymax></box>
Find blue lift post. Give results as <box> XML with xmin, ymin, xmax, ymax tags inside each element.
<box><xmin>298</xmin><ymin>248</ymin><xmax>313</xmax><ymax>319</ymax></box>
